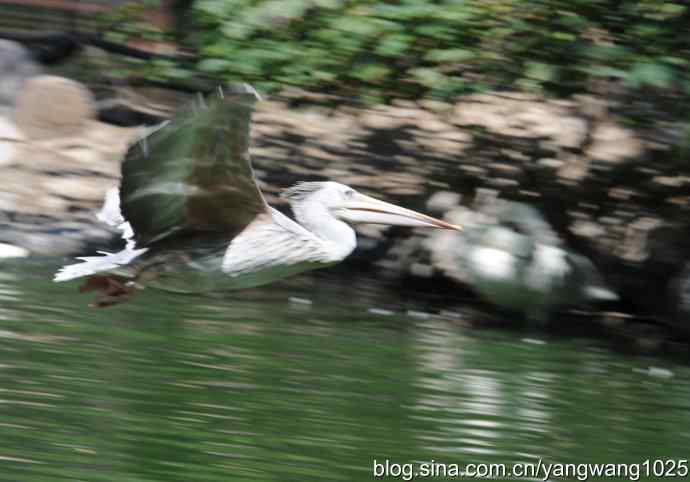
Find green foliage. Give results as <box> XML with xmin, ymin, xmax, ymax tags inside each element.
<box><xmin>102</xmin><ymin>0</ymin><xmax>690</xmax><ymax>104</ymax></box>
<box><xmin>99</xmin><ymin>1</ymin><xmax>168</xmax><ymax>44</ymax></box>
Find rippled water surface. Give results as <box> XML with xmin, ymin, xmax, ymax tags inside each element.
<box><xmin>1</xmin><ymin>261</ymin><xmax>689</xmax><ymax>481</ymax></box>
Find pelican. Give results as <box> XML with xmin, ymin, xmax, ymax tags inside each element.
<box><xmin>54</xmin><ymin>84</ymin><xmax>461</xmax><ymax>306</ymax></box>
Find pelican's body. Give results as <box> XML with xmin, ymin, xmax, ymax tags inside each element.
<box><xmin>54</xmin><ymin>85</ymin><xmax>459</xmax><ymax>305</ymax></box>
<box><xmin>137</xmin><ymin>202</ymin><xmax>354</xmax><ymax>294</ymax></box>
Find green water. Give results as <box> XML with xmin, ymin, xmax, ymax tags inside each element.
<box><xmin>0</xmin><ymin>261</ymin><xmax>689</xmax><ymax>482</ymax></box>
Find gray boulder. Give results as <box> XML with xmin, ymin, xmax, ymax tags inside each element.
<box><xmin>429</xmin><ymin>200</ymin><xmax>618</xmax><ymax>322</ymax></box>
<box><xmin>0</xmin><ymin>40</ymin><xmax>41</xmax><ymax>116</ymax></box>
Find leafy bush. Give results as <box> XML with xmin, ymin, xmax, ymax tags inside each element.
<box><xmin>107</xmin><ymin>0</ymin><xmax>690</xmax><ymax>104</ymax></box>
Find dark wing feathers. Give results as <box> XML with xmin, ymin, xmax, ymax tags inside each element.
<box><xmin>120</xmin><ymin>85</ymin><xmax>267</xmax><ymax>247</ymax></box>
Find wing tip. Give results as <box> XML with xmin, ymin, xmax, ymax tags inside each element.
<box><xmin>243</xmin><ymin>83</ymin><xmax>263</xmax><ymax>101</ymax></box>
<box><xmin>220</xmin><ymin>83</ymin><xmax>262</xmax><ymax>102</ymax></box>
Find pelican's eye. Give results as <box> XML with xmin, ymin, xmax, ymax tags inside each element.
<box><xmin>344</xmin><ymin>189</ymin><xmax>355</xmax><ymax>199</ymax></box>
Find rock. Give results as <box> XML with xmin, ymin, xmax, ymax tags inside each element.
<box><xmin>0</xmin><ymin>40</ymin><xmax>41</xmax><ymax>115</ymax></box>
<box><xmin>410</xmin><ymin>263</ymin><xmax>433</xmax><ymax>278</ymax></box>
<box><xmin>557</xmin><ymin>117</ymin><xmax>588</xmax><ymax>149</ymax></box>
<box><xmin>670</xmin><ymin>262</ymin><xmax>690</xmax><ymax>331</ymax></box>
<box><xmin>0</xmin><ymin>242</ymin><xmax>29</xmax><ymax>258</ymax></box>
<box><xmin>537</xmin><ymin>158</ymin><xmax>564</xmax><ymax>169</ymax></box>
<box><xmin>360</xmin><ymin>109</ymin><xmax>400</xmax><ymax>130</ymax></box>
<box><xmin>427</xmin><ymin>200</ymin><xmax>617</xmax><ymax>322</ymax></box>
<box><xmin>0</xmin><ymin>116</ymin><xmax>25</xmax><ymax>141</ymax></box>
<box><xmin>14</xmin><ymin>75</ymin><xmax>95</xmax><ymax>140</ymax></box>
<box><xmin>0</xmin><ymin>76</ymin><xmax>143</xmax><ymax>256</ymax></box>
<box><xmin>587</xmin><ymin>122</ymin><xmax>642</xmax><ymax>163</ymax></box>
<box><xmin>0</xmin><ymin>142</ymin><xmax>15</xmax><ymax>168</ymax></box>
<box><xmin>426</xmin><ymin>191</ymin><xmax>461</xmax><ymax>213</ymax></box>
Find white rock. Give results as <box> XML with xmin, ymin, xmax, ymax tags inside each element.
<box><xmin>0</xmin><ymin>242</ymin><xmax>29</xmax><ymax>258</ymax></box>
<box><xmin>426</xmin><ymin>191</ymin><xmax>461</xmax><ymax>212</ymax></box>
<box><xmin>0</xmin><ymin>116</ymin><xmax>25</xmax><ymax>141</ymax></box>
<box><xmin>0</xmin><ymin>141</ymin><xmax>16</xmax><ymax>167</ymax></box>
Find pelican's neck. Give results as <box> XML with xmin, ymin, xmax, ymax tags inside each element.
<box><xmin>291</xmin><ymin>200</ymin><xmax>356</xmax><ymax>261</ymax></box>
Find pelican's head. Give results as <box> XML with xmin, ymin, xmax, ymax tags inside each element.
<box><xmin>282</xmin><ymin>182</ymin><xmax>461</xmax><ymax>230</ymax></box>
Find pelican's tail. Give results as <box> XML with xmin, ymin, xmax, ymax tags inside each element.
<box><xmin>53</xmin><ymin>188</ymin><xmax>148</xmax><ymax>283</ymax></box>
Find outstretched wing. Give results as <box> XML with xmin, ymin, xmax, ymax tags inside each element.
<box><xmin>120</xmin><ymin>84</ymin><xmax>267</xmax><ymax>247</ymax></box>
<box><xmin>54</xmin><ymin>188</ymin><xmax>148</xmax><ymax>282</ymax></box>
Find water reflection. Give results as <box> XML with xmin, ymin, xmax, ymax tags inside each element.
<box><xmin>413</xmin><ymin>318</ymin><xmax>690</xmax><ymax>473</ymax></box>
<box><xmin>0</xmin><ymin>260</ymin><xmax>689</xmax><ymax>481</ymax></box>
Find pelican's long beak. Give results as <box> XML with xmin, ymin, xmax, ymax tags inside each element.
<box><xmin>339</xmin><ymin>193</ymin><xmax>462</xmax><ymax>230</ymax></box>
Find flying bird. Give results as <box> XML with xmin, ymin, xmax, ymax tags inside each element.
<box><xmin>54</xmin><ymin>85</ymin><xmax>461</xmax><ymax>306</ymax></box>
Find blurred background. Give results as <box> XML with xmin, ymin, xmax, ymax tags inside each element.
<box><xmin>1</xmin><ymin>1</ymin><xmax>690</xmax><ymax>480</ymax></box>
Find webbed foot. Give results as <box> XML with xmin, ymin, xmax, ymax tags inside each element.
<box><xmin>79</xmin><ymin>275</ymin><xmax>135</xmax><ymax>308</ymax></box>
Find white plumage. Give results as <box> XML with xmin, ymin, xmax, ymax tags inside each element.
<box><xmin>219</xmin><ymin>207</ymin><xmax>350</xmax><ymax>289</ymax></box>
<box><xmin>53</xmin><ymin>188</ymin><xmax>147</xmax><ymax>282</ymax></box>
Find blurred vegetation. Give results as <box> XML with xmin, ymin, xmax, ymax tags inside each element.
<box><xmin>98</xmin><ymin>0</ymin><xmax>690</xmax><ymax>105</ymax></box>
